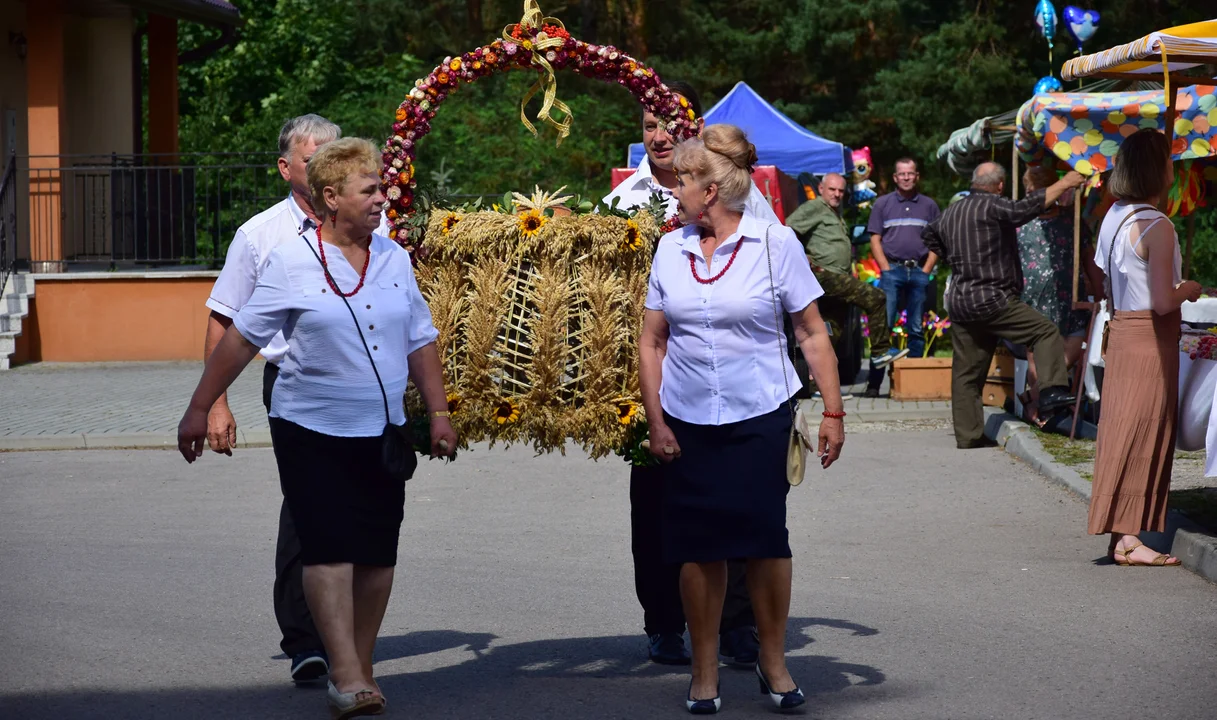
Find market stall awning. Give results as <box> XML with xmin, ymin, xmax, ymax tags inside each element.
<box><xmin>1062</xmin><ymin>19</ymin><xmax>1217</xmax><ymax>82</ymax></box>
<box><xmin>1015</xmin><ymin>85</ymin><xmax>1217</xmax><ymax>174</ymax></box>
<box><xmin>935</xmin><ymin>80</ymin><xmax>1161</xmax><ymax>176</ymax></box>
<box><xmin>627</xmin><ymin>82</ymin><xmax>851</xmax><ymax>176</ymax></box>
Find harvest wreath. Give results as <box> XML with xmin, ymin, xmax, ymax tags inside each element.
<box><xmin>385</xmin><ymin>1</ymin><xmax>701</xmax><ymax>461</ymax></box>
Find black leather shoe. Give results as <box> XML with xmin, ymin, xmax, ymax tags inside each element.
<box><xmin>648</xmin><ymin>633</ymin><xmax>692</xmax><ymax>665</ymax></box>
<box><xmin>1036</xmin><ymin>385</ymin><xmax>1075</xmax><ymax>414</ymax></box>
<box><xmin>756</xmin><ymin>665</ymin><xmax>805</xmax><ymax>711</ymax></box>
<box><xmin>862</xmin><ymin>386</ymin><xmax>881</xmax><ymax>399</ymax></box>
<box><xmin>718</xmin><ymin>626</ymin><xmax>759</xmax><ymax>667</ymax></box>
<box><xmin>290</xmin><ymin>650</ymin><xmax>329</xmax><ymax>684</ymax></box>
<box><xmin>686</xmin><ymin>680</ymin><xmax>721</xmax><ymax>714</ymax></box>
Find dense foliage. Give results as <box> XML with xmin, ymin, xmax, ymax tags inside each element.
<box><xmin>175</xmin><ymin>0</ymin><xmax>1217</xmax><ymax>280</ymax></box>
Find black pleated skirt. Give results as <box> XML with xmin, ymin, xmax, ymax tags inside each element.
<box><xmin>660</xmin><ymin>403</ymin><xmax>794</xmax><ymax>565</ymax></box>
<box><xmin>269</xmin><ymin>418</ymin><xmax>409</xmax><ymax>567</ymax></box>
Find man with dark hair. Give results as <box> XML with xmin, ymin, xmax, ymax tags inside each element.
<box><xmin>787</xmin><ymin>172</ymin><xmax>907</xmax><ymax>393</ymax></box>
<box><xmin>922</xmin><ymin>161</ymin><xmax>1085</xmax><ymax>448</ymax></box>
<box><xmin>603</xmin><ymin>81</ymin><xmax>764</xmax><ymax>669</ymax></box>
<box><xmin>867</xmin><ymin>158</ymin><xmax>939</xmax><ymax>358</ymax></box>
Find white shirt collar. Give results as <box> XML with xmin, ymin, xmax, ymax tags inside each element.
<box><xmin>675</xmin><ymin>208</ymin><xmax>770</xmax><ymax>253</ymax></box>
<box><xmin>285</xmin><ymin>193</ymin><xmax>314</xmax><ymax>235</ymax></box>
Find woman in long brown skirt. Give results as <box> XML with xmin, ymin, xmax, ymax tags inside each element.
<box><xmin>1089</xmin><ymin>129</ymin><xmax>1201</xmax><ymax>566</ymax></box>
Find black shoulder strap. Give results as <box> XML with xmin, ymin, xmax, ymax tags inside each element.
<box><xmin>300</xmin><ymin>234</ymin><xmax>392</xmax><ymax>426</ymax></box>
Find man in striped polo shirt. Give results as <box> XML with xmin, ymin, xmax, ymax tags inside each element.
<box><xmin>867</xmin><ymin>158</ymin><xmax>940</xmax><ymax>358</ymax></box>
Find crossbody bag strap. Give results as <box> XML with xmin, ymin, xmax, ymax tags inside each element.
<box><xmin>762</xmin><ymin>224</ymin><xmax>798</xmax><ymax>427</ymax></box>
<box><xmin>1104</xmin><ymin>205</ymin><xmax>1155</xmax><ymax>311</ymax></box>
<box><xmin>301</xmin><ymin>234</ymin><xmax>392</xmax><ymax>426</ymax></box>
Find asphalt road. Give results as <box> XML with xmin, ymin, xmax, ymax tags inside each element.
<box><xmin>2</xmin><ymin>427</ymin><xmax>1215</xmax><ymax>719</ymax></box>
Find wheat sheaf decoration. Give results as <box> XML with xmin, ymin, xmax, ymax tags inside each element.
<box><xmin>390</xmin><ymin>1</ymin><xmax>702</xmax><ymax>459</ymax></box>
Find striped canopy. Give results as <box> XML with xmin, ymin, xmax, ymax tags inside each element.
<box><xmin>1062</xmin><ymin>19</ymin><xmax>1217</xmax><ymax>81</ymax></box>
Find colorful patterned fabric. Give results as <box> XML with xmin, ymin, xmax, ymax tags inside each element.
<box><xmin>1062</xmin><ymin>19</ymin><xmax>1217</xmax><ymax>81</ymax></box>
<box><xmin>1015</xmin><ymin>85</ymin><xmax>1217</xmax><ymax>174</ymax></box>
<box><xmin>1016</xmin><ymin>215</ymin><xmax>1092</xmax><ymax>337</ymax></box>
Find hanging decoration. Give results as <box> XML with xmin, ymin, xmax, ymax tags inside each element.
<box><xmin>1062</xmin><ymin>6</ymin><xmax>1100</xmax><ymax>54</ymax></box>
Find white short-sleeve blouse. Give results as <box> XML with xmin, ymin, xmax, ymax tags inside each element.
<box><xmin>645</xmin><ymin>210</ymin><xmax>823</xmax><ymax>425</ymax></box>
<box><xmin>234</xmin><ymin>232</ymin><xmax>439</xmax><ymax>437</ymax></box>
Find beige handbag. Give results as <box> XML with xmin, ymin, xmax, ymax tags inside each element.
<box><xmin>763</xmin><ymin>225</ymin><xmax>816</xmax><ymax>486</ymax></box>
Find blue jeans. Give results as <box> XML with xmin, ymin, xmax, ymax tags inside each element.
<box><xmin>881</xmin><ymin>265</ymin><xmax>929</xmax><ymax>358</ymax></box>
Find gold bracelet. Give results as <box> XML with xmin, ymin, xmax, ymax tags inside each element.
<box><xmin>430</xmin><ymin>410</ymin><xmax>451</xmax><ymax>418</ymax></box>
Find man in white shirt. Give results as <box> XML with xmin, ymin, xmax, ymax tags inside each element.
<box><xmin>603</xmin><ymin>82</ymin><xmax>761</xmax><ymax>669</ymax></box>
<box><xmin>203</xmin><ymin>113</ymin><xmax>343</xmax><ymax>684</ymax></box>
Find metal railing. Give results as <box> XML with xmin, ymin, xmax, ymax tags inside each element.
<box><xmin>0</xmin><ymin>154</ymin><xmax>16</xmax><ymax>293</ymax></box>
<box><xmin>17</xmin><ymin>152</ymin><xmax>281</xmax><ymax>271</ymax></box>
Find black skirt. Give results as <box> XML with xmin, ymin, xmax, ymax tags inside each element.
<box><xmin>661</xmin><ymin>403</ymin><xmax>794</xmax><ymax>565</ymax></box>
<box><xmin>269</xmin><ymin>418</ymin><xmax>409</xmax><ymax>567</ymax></box>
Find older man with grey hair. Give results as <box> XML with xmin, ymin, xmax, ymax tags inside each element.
<box><xmin>922</xmin><ymin>161</ymin><xmax>1086</xmax><ymax>448</ymax></box>
<box><xmin>203</xmin><ymin>113</ymin><xmax>350</xmax><ymax>684</ymax></box>
<box><xmin>786</xmin><ymin>172</ymin><xmax>907</xmax><ymax>397</ymax></box>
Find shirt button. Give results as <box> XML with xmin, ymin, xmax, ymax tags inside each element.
<box><xmin>394</xmin><ymin>283</ymin><xmax>399</xmax><ymax>287</ymax></box>
<box><xmin>712</xmin><ymin>390</ymin><xmax>718</xmax><ymax>396</ymax></box>
<box><xmin>701</xmin><ymin>299</ymin><xmax>707</xmax><ymax>304</ymax></box>
<box><xmin>373</xmin><ymin>345</ymin><xmax>378</xmax><ymax>351</ymax></box>
<box><xmin>369</xmin><ymin>324</ymin><xmax>375</xmax><ymax>330</ymax></box>
<box><xmin>366</xmin><ymin>305</ymin><xmax>371</xmax><ymax>309</ymax></box>
<box><xmin>321</xmin><ymin>288</ymin><xmax>327</xmax><ymax>293</ymax></box>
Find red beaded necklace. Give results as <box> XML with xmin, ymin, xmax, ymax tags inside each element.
<box><xmin>317</xmin><ymin>222</ymin><xmax>371</xmax><ymax>298</ymax></box>
<box><xmin>689</xmin><ymin>237</ymin><xmax>744</xmax><ymax>284</ymax></box>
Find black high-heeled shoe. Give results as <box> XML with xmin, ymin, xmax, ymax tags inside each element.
<box><xmin>756</xmin><ymin>664</ymin><xmax>805</xmax><ymax>711</ymax></box>
<box><xmin>686</xmin><ymin>679</ymin><xmax>721</xmax><ymax>715</ymax></box>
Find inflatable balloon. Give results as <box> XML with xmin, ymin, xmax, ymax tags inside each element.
<box><xmin>1034</xmin><ymin>0</ymin><xmax>1058</xmax><ymax>47</ymax></box>
<box><xmin>1063</xmin><ymin>6</ymin><xmax>1100</xmax><ymax>53</ymax></box>
<box><xmin>850</xmin><ymin>146</ymin><xmax>877</xmax><ymax>207</ymax></box>
<box><xmin>948</xmin><ymin>190</ymin><xmax>971</xmax><ymax>206</ymax></box>
<box><xmin>1034</xmin><ymin>75</ymin><xmax>1063</xmax><ymax>94</ymax></box>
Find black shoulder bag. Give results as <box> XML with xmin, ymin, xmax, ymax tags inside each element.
<box><xmin>302</xmin><ymin>235</ymin><xmax>417</xmax><ymax>483</ymax></box>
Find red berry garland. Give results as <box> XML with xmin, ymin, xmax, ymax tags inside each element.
<box><xmin>381</xmin><ymin>8</ymin><xmax>701</xmax><ymax>255</ymax></box>
<box><xmin>317</xmin><ymin>224</ymin><xmax>371</xmax><ymax>298</ymax></box>
<box><xmin>689</xmin><ymin>240</ymin><xmax>744</xmax><ymax>284</ymax></box>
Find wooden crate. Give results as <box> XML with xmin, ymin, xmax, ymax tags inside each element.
<box><xmin>890</xmin><ymin>357</ymin><xmax>953</xmax><ymax>401</ymax></box>
<box><xmin>983</xmin><ymin>381</ymin><xmax>1014</xmax><ymax>408</ymax></box>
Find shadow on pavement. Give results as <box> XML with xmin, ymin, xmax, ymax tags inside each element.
<box><xmin>0</xmin><ymin>618</ymin><xmax>890</xmax><ymax>719</ymax></box>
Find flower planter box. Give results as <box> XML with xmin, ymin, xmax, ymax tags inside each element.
<box><xmin>890</xmin><ymin>357</ymin><xmax>952</xmax><ymax>401</ymax></box>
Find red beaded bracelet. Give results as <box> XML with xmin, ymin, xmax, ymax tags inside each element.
<box><xmin>822</xmin><ymin>411</ymin><xmax>847</xmax><ymax>419</ymax></box>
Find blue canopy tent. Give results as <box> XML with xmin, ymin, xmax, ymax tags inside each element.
<box><xmin>627</xmin><ymin>81</ymin><xmax>851</xmax><ymax>176</ymax></box>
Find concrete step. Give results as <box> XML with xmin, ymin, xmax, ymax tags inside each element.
<box><xmin>3</xmin><ymin>273</ymin><xmax>34</xmax><ymax>297</ymax></box>
<box><xmin>2</xmin><ymin>294</ymin><xmax>29</xmax><ymax>316</ymax></box>
<box><xmin>0</xmin><ymin>332</ymin><xmax>16</xmax><ymax>356</ymax></box>
<box><xmin>0</xmin><ymin>314</ymin><xmax>19</xmax><ymax>332</ymax></box>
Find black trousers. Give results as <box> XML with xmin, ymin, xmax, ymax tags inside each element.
<box><xmin>630</xmin><ymin>464</ymin><xmax>754</xmax><ymax>637</ymax></box>
<box><xmin>264</xmin><ymin>363</ymin><xmax>323</xmax><ymax>656</ymax></box>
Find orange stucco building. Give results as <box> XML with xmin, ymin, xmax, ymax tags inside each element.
<box><xmin>1</xmin><ymin>0</ymin><xmax>242</xmax><ymax>366</ymax></box>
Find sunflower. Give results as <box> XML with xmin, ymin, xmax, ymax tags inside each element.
<box><xmin>517</xmin><ymin>209</ymin><xmax>547</xmax><ymax>238</ymax></box>
<box><xmin>615</xmin><ymin>400</ymin><xmax>639</xmax><ymax>426</ymax></box>
<box><xmin>494</xmin><ymin>398</ymin><xmax>521</xmax><ymax>425</ymax></box>
<box><xmin>446</xmin><ymin>392</ymin><xmax>462</xmax><ymax>415</ymax></box>
<box><xmin>441</xmin><ymin>212</ymin><xmax>461</xmax><ymax>235</ymax></box>
<box><xmin>621</xmin><ymin>219</ymin><xmax>643</xmax><ymax>252</ymax></box>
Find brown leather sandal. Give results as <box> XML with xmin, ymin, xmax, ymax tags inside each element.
<box><xmin>1113</xmin><ymin>541</ymin><xmax>1181</xmax><ymax>567</ymax></box>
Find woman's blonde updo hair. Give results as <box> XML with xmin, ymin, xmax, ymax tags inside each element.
<box><xmin>306</xmin><ymin>137</ymin><xmax>380</xmax><ymax>220</ymax></box>
<box><xmin>673</xmin><ymin>124</ymin><xmax>758</xmax><ymax>212</ymax></box>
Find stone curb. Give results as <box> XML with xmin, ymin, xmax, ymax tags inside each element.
<box><xmin>983</xmin><ymin>408</ymin><xmax>1217</xmax><ymax>585</ymax></box>
<box><xmin>0</xmin><ymin>430</ymin><xmax>273</xmax><ymax>452</ymax></box>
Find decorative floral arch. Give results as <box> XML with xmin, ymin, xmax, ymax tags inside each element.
<box><xmin>381</xmin><ymin>0</ymin><xmax>700</xmax><ymax>252</ymax></box>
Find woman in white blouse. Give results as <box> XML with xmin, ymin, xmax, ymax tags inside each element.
<box><xmin>639</xmin><ymin>124</ymin><xmax>845</xmax><ymax>714</ymax></box>
<box><xmin>177</xmin><ymin>138</ymin><xmax>456</xmax><ymax>719</ymax></box>
<box><xmin>1089</xmin><ymin>128</ymin><xmax>1199</xmax><ymax>566</ymax></box>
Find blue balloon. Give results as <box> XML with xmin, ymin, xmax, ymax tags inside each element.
<box><xmin>1035</xmin><ymin>0</ymin><xmax>1058</xmax><ymax>48</ymax></box>
<box><xmin>1034</xmin><ymin>75</ymin><xmax>1064</xmax><ymax>94</ymax></box>
<box><xmin>1063</xmin><ymin>5</ymin><xmax>1100</xmax><ymax>52</ymax></box>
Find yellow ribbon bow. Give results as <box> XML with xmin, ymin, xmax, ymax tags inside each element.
<box><xmin>503</xmin><ymin>0</ymin><xmax>573</xmax><ymax>145</ymax></box>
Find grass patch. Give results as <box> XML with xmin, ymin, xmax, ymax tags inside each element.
<box><xmin>1170</xmin><ymin>488</ymin><xmax>1217</xmax><ymax>534</ymax></box>
<box><xmin>1032</xmin><ymin>429</ymin><xmax>1095</xmax><ymax>481</ymax></box>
